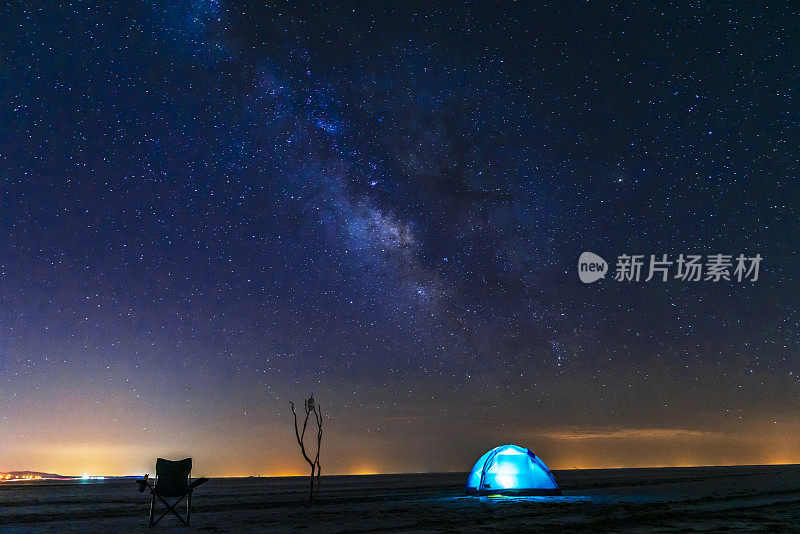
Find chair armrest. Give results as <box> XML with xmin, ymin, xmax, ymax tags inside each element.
<box><xmin>136</xmin><ymin>474</ymin><xmax>153</xmax><ymax>493</ymax></box>
<box><xmin>189</xmin><ymin>477</ymin><xmax>209</xmax><ymax>490</ymax></box>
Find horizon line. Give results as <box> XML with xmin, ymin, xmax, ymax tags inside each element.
<box><xmin>4</xmin><ymin>461</ymin><xmax>800</xmax><ymax>480</ymax></box>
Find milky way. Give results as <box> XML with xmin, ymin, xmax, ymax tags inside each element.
<box><xmin>1</xmin><ymin>3</ymin><xmax>798</xmax><ymax>475</ymax></box>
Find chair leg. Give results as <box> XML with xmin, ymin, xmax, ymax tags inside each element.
<box><xmin>148</xmin><ymin>494</ymin><xmax>155</xmax><ymax>527</ymax></box>
<box><xmin>153</xmin><ymin>494</ymin><xmax>188</xmax><ymax>527</ymax></box>
<box><xmin>148</xmin><ymin>491</ymin><xmax>194</xmax><ymax>527</ymax></box>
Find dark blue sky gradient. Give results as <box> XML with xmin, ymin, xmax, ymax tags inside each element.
<box><xmin>1</xmin><ymin>2</ymin><xmax>798</xmax><ymax>475</ymax></box>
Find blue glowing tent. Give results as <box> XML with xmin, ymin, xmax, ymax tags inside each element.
<box><xmin>466</xmin><ymin>444</ymin><xmax>560</xmax><ymax>496</ymax></box>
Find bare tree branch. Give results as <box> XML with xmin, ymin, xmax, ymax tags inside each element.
<box><xmin>290</xmin><ymin>401</ymin><xmax>313</xmax><ymax>465</ymax></box>
<box><xmin>290</xmin><ymin>394</ymin><xmax>324</xmax><ymax>504</ymax></box>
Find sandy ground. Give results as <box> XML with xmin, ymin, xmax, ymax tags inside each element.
<box><xmin>3</xmin><ymin>465</ymin><xmax>800</xmax><ymax>532</ymax></box>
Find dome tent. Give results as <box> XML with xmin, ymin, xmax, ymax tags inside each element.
<box><xmin>466</xmin><ymin>444</ymin><xmax>560</xmax><ymax>496</ymax></box>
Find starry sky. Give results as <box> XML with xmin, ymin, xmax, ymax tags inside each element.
<box><xmin>1</xmin><ymin>2</ymin><xmax>799</xmax><ymax>477</ymax></box>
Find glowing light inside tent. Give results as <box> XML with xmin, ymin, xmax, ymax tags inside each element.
<box><xmin>489</xmin><ymin>456</ymin><xmax>521</xmax><ymax>488</ymax></box>
<box><xmin>494</xmin><ymin>473</ymin><xmax>517</xmax><ymax>488</ymax></box>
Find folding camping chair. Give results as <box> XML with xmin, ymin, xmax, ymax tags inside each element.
<box><xmin>136</xmin><ymin>457</ymin><xmax>208</xmax><ymax>527</ymax></box>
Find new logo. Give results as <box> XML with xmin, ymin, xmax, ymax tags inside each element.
<box><xmin>578</xmin><ymin>252</ymin><xmax>608</xmax><ymax>283</ymax></box>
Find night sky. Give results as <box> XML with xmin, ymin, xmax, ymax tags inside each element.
<box><xmin>1</xmin><ymin>3</ymin><xmax>799</xmax><ymax>477</ymax></box>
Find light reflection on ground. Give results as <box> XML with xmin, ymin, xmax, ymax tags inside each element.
<box><xmin>446</xmin><ymin>495</ymin><xmax>592</xmax><ymax>504</ymax></box>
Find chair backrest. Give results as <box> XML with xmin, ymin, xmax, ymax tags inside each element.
<box><xmin>155</xmin><ymin>458</ymin><xmax>192</xmax><ymax>497</ymax></box>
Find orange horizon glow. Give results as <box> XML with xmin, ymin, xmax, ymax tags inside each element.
<box><xmin>4</xmin><ymin>459</ymin><xmax>800</xmax><ymax>480</ymax></box>
<box><xmin>8</xmin><ymin>459</ymin><xmax>800</xmax><ymax>478</ymax></box>
<box><xmin>4</xmin><ymin>408</ymin><xmax>800</xmax><ymax>478</ymax></box>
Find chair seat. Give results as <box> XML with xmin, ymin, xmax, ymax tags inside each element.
<box><xmin>154</xmin><ymin>486</ymin><xmax>189</xmax><ymax>498</ymax></box>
